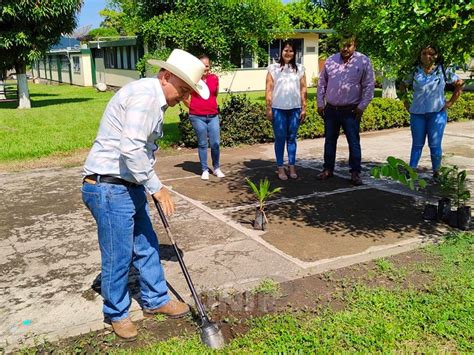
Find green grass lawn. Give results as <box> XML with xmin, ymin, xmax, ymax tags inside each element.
<box><xmin>0</xmin><ymin>83</ymin><xmax>267</xmax><ymax>162</ymax></box>
<box><xmin>0</xmin><ymin>83</ymin><xmax>376</xmax><ymax>162</ymax></box>
<box><xmin>120</xmin><ymin>231</ymin><xmax>473</xmax><ymax>353</ymax></box>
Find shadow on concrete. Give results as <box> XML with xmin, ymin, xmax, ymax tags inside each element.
<box><xmin>174</xmin><ymin>160</ymin><xmax>202</xmax><ymax>175</ymax></box>
<box><xmin>89</xmin><ymin>244</ymin><xmax>184</xmax><ymax>309</ymax></box>
<box><xmin>170</xmin><ymin>159</ymin><xmax>351</xmax><ymax>209</ymax></box>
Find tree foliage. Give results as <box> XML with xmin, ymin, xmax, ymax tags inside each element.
<box><xmin>0</xmin><ymin>0</ymin><xmax>82</xmax><ymax>72</ymax></box>
<box><xmin>283</xmin><ymin>0</ymin><xmax>327</xmax><ymax>30</ymax></box>
<box><xmin>319</xmin><ymin>0</ymin><xmax>474</xmax><ymax>77</ymax></box>
<box><xmin>136</xmin><ymin>0</ymin><xmax>291</xmax><ymax>71</ymax></box>
<box><xmin>98</xmin><ymin>0</ymin><xmax>140</xmax><ymax>35</ymax></box>
<box><xmin>86</xmin><ymin>27</ymin><xmax>120</xmax><ymax>41</ymax></box>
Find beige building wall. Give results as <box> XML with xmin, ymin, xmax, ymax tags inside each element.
<box><xmin>71</xmin><ymin>55</ymin><xmax>85</xmax><ymax>86</ymax></box>
<box><xmin>50</xmin><ymin>62</ymin><xmax>60</xmax><ymax>81</ymax></box>
<box><xmin>38</xmin><ymin>61</ymin><xmax>48</xmax><ymax>79</ymax></box>
<box><xmin>103</xmin><ymin>69</ymin><xmax>140</xmax><ymax>87</ymax></box>
<box><xmin>81</xmin><ymin>53</ymin><xmax>93</xmax><ymax>87</ymax></box>
<box><xmin>219</xmin><ymin>69</ymin><xmax>267</xmax><ymax>92</ymax></box>
<box><xmin>60</xmin><ymin>57</ymin><xmax>71</xmax><ymax>84</ymax></box>
<box><xmin>68</xmin><ymin>53</ymin><xmax>94</xmax><ymax>86</ymax></box>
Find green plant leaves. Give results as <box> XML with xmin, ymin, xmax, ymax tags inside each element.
<box><xmin>245</xmin><ymin>177</ymin><xmax>281</xmax><ymax>210</ymax></box>
<box><xmin>370</xmin><ymin>156</ymin><xmax>427</xmax><ymax>191</ymax></box>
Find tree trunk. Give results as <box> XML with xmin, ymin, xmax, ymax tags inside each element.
<box><xmin>382</xmin><ymin>77</ymin><xmax>397</xmax><ymax>99</ymax></box>
<box><xmin>16</xmin><ymin>63</ymin><xmax>31</xmax><ymax>109</ymax></box>
<box><xmin>0</xmin><ymin>81</ymin><xmax>5</xmax><ymax>100</ymax></box>
<box><xmin>0</xmin><ymin>69</ymin><xmax>6</xmax><ymax>100</ymax></box>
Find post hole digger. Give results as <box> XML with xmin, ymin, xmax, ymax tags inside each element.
<box><xmin>152</xmin><ymin>197</ymin><xmax>225</xmax><ymax>349</ymax></box>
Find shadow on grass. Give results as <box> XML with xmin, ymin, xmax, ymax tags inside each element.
<box><xmin>0</xmin><ymin>97</ymin><xmax>93</xmax><ymax>109</ymax></box>
<box><xmin>29</xmin><ymin>93</ymin><xmax>59</xmax><ymax>97</ymax></box>
<box><xmin>0</xmin><ymin>100</ymin><xmax>18</xmax><ymax>109</ymax></box>
<box><xmin>32</xmin><ymin>97</ymin><xmax>93</xmax><ymax>108</ymax></box>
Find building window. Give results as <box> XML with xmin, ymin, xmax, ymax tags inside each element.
<box><xmin>268</xmin><ymin>39</ymin><xmax>304</xmax><ymax>65</ymax></box>
<box><xmin>104</xmin><ymin>48</ymin><xmax>117</xmax><ymax>68</ymax></box>
<box><xmin>73</xmin><ymin>57</ymin><xmax>81</xmax><ymax>73</ymax></box>
<box><xmin>229</xmin><ymin>39</ymin><xmax>304</xmax><ymax>69</ymax></box>
<box><xmin>103</xmin><ymin>45</ymin><xmax>141</xmax><ymax>70</ymax></box>
<box><xmin>49</xmin><ymin>56</ymin><xmax>58</xmax><ymax>70</ymax></box>
<box><xmin>122</xmin><ymin>47</ymin><xmax>128</xmax><ymax>69</ymax></box>
<box><xmin>125</xmin><ymin>46</ymin><xmax>131</xmax><ymax>70</ymax></box>
<box><xmin>116</xmin><ymin>47</ymin><xmax>122</xmax><ymax>69</ymax></box>
<box><xmin>242</xmin><ymin>50</ymin><xmax>253</xmax><ymax>68</ymax></box>
<box><xmin>61</xmin><ymin>55</ymin><xmax>70</xmax><ymax>72</ymax></box>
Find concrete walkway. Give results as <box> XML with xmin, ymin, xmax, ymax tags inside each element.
<box><xmin>0</xmin><ymin>121</ymin><xmax>472</xmax><ymax>351</ymax></box>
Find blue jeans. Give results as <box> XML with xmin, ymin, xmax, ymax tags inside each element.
<box><xmin>272</xmin><ymin>108</ymin><xmax>301</xmax><ymax>167</ymax></box>
<box><xmin>189</xmin><ymin>114</ymin><xmax>221</xmax><ymax>172</ymax></box>
<box><xmin>409</xmin><ymin>110</ymin><xmax>447</xmax><ymax>172</ymax></box>
<box><xmin>82</xmin><ymin>181</ymin><xmax>170</xmax><ymax>321</ymax></box>
<box><xmin>323</xmin><ymin>106</ymin><xmax>362</xmax><ymax>173</ymax></box>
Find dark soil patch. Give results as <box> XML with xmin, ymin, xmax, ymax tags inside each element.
<box><xmin>228</xmin><ymin>189</ymin><xmax>440</xmax><ymax>261</ymax></box>
<box><xmin>169</xmin><ymin>161</ymin><xmax>351</xmax><ymax>209</ymax></box>
<box><xmin>29</xmin><ymin>247</ymin><xmax>441</xmax><ymax>353</ymax></box>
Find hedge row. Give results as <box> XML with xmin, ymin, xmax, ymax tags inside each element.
<box><xmin>178</xmin><ymin>92</ymin><xmax>474</xmax><ymax>148</ymax></box>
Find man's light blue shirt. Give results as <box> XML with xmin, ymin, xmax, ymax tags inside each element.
<box><xmin>83</xmin><ymin>78</ymin><xmax>167</xmax><ymax>194</ymax></box>
<box><xmin>408</xmin><ymin>65</ymin><xmax>459</xmax><ymax>114</ymax></box>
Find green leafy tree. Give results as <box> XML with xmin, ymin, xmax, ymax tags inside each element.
<box><xmin>284</xmin><ymin>0</ymin><xmax>327</xmax><ymax>30</ymax></box>
<box><xmin>99</xmin><ymin>0</ymin><xmax>141</xmax><ymax>35</ymax></box>
<box><xmin>138</xmin><ymin>0</ymin><xmax>292</xmax><ymax>72</ymax></box>
<box><xmin>0</xmin><ymin>0</ymin><xmax>82</xmax><ymax>108</ymax></box>
<box><xmin>86</xmin><ymin>27</ymin><xmax>120</xmax><ymax>41</ymax></box>
<box><xmin>318</xmin><ymin>0</ymin><xmax>474</xmax><ymax>98</ymax></box>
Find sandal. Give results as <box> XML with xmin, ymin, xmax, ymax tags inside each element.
<box><xmin>317</xmin><ymin>169</ymin><xmax>333</xmax><ymax>180</ymax></box>
<box><xmin>277</xmin><ymin>167</ymin><xmax>288</xmax><ymax>181</ymax></box>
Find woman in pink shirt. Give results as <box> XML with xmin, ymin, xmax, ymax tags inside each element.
<box><xmin>184</xmin><ymin>55</ymin><xmax>225</xmax><ymax>180</ymax></box>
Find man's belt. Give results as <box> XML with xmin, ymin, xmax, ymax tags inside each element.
<box><xmin>190</xmin><ymin>113</ymin><xmax>218</xmax><ymax>118</ymax></box>
<box><xmin>83</xmin><ymin>174</ymin><xmax>138</xmax><ymax>187</ymax></box>
<box><xmin>326</xmin><ymin>103</ymin><xmax>358</xmax><ymax>111</ymax></box>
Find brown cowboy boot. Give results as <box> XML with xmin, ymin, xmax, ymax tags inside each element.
<box><xmin>111</xmin><ymin>317</ymin><xmax>138</xmax><ymax>340</ymax></box>
<box><xmin>143</xmin><ymin>299</ymin><xmax>190</xmax><ymax>319</ymax></box>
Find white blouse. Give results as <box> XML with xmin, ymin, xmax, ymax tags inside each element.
<box><xmin>268</xmin><ymin>63</ymin><xmax>305</xmax><ymax>110</ymax></box>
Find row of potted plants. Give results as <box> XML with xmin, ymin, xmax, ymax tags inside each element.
<box><xmin>371</xmin><ymin>157</ymin><xmax>471</xmax><ymax>230</ymax></box>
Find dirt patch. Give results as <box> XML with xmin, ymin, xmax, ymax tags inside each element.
<box><xmin>169</xmin><ymin>162</ymin><xmax>351</xmax><ymax>209</ymax></box>
<box><xmin>228</xmin><ymin>189</ymin><xmax>439</xmax><ymax>261</ymax></box>
<box><xmin>27</xmin><ymin>247</ymin><xmax>440</xmax><ymax>353</ymax></box>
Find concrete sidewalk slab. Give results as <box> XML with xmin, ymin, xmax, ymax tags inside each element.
<box><xmin>1</xmin><ymin>121</ymin><xmax>472</xmax><ymax>351</ymax></box>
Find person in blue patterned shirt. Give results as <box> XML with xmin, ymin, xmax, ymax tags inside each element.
<box><xmin>401</xmin><ymin>45</ymin><xmax>464</xmax><ymax>178</ymax></box>
<box><xmin>82</xmin><ymin>49</ymin><xmax>209</xmax><ymax>340</ymax></box>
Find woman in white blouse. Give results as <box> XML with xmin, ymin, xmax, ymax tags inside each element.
<box><xmin>265</xmin><ymin>40</ymin><xmax>307</xmax><ymax>180</ymax></box>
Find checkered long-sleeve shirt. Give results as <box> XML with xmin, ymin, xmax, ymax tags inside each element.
<box><xmin>83</xmin><ymin>78</ymin><xmax>167</xmax><ymax>194</ymax></box>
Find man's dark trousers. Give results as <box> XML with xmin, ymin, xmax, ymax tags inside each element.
<box><xmin>322</xmin><ymin>105</ymin><xmax>362</xmax><ymax>173</ymax></box>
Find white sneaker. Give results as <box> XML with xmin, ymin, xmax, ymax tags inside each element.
<box><xmin>201</xmin><ymin>170</ymin><xmax>210</xmax><ymax>180</ymax></box>
<box><xmin>213</xmin><ymin>168</ymin><xmax>225</xmax><ymax>178</ymax></box>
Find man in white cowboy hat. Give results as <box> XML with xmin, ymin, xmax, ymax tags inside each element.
<box><xmin>82</xmin><ymin>49</ymin><xmax>209</xmax><ymax>340</ymax></box>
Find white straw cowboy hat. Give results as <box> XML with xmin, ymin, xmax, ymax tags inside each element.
<box><xmin>148</xmin><ymin>49</ymin><xmax>210</xmax><ymax>100</ymax></box>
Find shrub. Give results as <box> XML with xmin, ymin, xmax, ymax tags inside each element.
<box><xmin>361</xmin><ymin>98</ymin><xmax>408</xmax><ymax>131</ymax></box>
<box><xmin>179</xmin><ymin>94</ymin><xmax>272</xmax><ymax>147</ymax></box>
<box><xmin>447</xmin><ymin>91</ymin><xmax>474</xmax><ymax>122</ymax></box>
<box><xmin>178</xmin><ymin>92</ymin><xmax>473</xmax><ymax>148</ymax></box>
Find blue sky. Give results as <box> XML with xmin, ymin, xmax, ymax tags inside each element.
<box><xmin>77</xmin><ymin>0</ymin><xmax>293</xmax><ymax>30</ymax></box>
